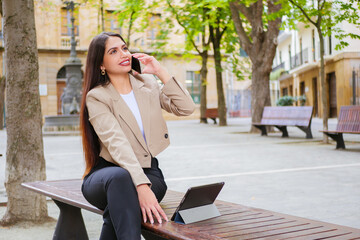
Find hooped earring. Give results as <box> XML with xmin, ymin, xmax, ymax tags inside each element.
<box><xmin>101</xmin><ymin>69</ymin><xmax>106</xmax><ymax>75</ymax></box>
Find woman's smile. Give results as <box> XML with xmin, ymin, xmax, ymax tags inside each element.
<box><xmin>119</xmin><ymin>59</ymin><xmax>130</xmax><ymax>66</ymax></box>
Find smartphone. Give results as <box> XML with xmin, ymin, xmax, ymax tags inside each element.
<box><xmin>131</xmin><ymin>56</ymin><xmax>142</xmax><ymax>74</ymax></box>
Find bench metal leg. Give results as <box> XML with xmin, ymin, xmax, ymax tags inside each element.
<box><xmin>53</xmin><ymin>199</ymin><xmax>89</xmax><ymax>240</ymax></box>
<box><xmin>324</xmin><ymin>132</ymin><xmax>345</xmax><ymax>149</ymax></box>
<box><xmin>297</xmin><ymin>126</ymin><xmax>313</xmax><ymax>139</ymax></box>
<box><xmin>142</xmin><ymin>229</ymin><xmax>169</xmax><ymax>240</ymax></box>
<box><xmin>275</xmin><ymin>126</ymin><xmax>288</xmax><ymax>137</ymax></box>
<box><xmin>253</xmin><ymin>125</ymin><xmax>267</xmax><ymax>136</ymax></box>
<box><xmin>210</xmin><ymin>118</ymin><xmax>217</xmax><ymax>124</ymax></box>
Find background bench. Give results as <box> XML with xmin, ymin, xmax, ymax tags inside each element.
<box><xmin>321</xmin><ymin>105</ymin><xmax>360</xmax><ymax>149</ymax></box>
<box><xmin>205</xmin><ymin>108</ymin><xmax>220</xmax><ymax>124</ymax></box>
<box><xmin>253</xmin><ymin>106</ymin><xmax>313</xmax><ymax>139</ymax></box>
<box><xmin>22</xmin><ymin>179</ymin><xmax>360</xmax><ymax>240</ymax></box>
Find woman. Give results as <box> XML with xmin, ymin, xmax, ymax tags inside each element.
<box><xmin>80</xmin><ymin>32</ymin><xmax>195</xmax><ymax>240</ymax></box>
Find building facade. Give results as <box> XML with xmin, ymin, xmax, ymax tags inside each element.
<box><xmin>0</xmin><ymin>0</ymin><xmax>243</xmax><ymax>122</ymax></box>
<box><xmin>272</xmin><ymin>20</ymin><xmax>360</xmax><ymax>118</ymax></box>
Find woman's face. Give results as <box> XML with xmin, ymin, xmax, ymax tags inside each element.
<box><xmin>101</xmin><ymin>36</ymin><xmax>132</xmax><ymax>76</ymax></box>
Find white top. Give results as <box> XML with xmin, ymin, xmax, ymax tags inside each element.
<box><xmin>120</xmin><ymin>90</ymin><xmax>146</xmax><ymax>141</ymax></box>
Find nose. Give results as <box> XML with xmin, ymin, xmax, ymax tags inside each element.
<box><xmin>119</xmin><ymin>49</ymin><xmax>128</xmax><ymax>58</ymax></box>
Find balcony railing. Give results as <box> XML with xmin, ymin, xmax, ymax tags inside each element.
<box><xmin>272</xmin><ymin>62</ymin><xmax>285</xmax><ymax>72</ymax></box>
<box><xmin>291</xmin><ymin>48</ymin><xmax>309</xmax><ymax>69</ymax></box>
<box><xmin>60</xmin><ymin>36</ymin><xmax>80</xmax><ymax>49</ymax></box>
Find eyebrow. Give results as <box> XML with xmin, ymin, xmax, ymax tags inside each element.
<box><xmin>107</xmin><ymin>43</ymin><xmax>127</xmax><ymax>53</ymax></box>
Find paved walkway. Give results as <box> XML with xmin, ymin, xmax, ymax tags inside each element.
<box><xmin>0</xmin><ymin>117</ymin><xmax>359</xmax><ymax>239</ymax></box>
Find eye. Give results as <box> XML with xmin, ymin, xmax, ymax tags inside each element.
<box><xmin>110</xmin><ymin>49</ymin><xmax>117</xmax><ymax>54</ymax></box>
<box><xmin>123</xmin><ymin>46</ymin><xmax>128</xmax><ymax>51</ymax></box>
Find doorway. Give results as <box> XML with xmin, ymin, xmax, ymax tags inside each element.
<box><xmin>328</xmin><ymin>72</ymin><xmax>337</xmax><ymax>117</ymax></box>
<box><xmin>312</xmin><ymin>77</ymin><xmax>318</xmax><ymax>117</ymax></box>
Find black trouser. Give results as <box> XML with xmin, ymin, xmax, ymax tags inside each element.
<box><xmin>81</xmin><ymin>157</ymin><xmax>167</xmax><ymax>240</ymax></box>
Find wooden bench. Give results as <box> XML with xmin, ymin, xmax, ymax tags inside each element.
<box><xmin>22</xmin><ymin>179</ymin><xmax>360</xmax><ymax>240</ymax></box>
<box><xmin>205</xmin><ymin>108</ymin><xmax>220</xmax><ymax>124</ymax></box>
<box><xmin>321</xmin><ymin>105</ymin><xmax>360</xmax><ymax>149</ymax></box>
<box><xmin>253</xmin><ymin>106</ymin><xmax>313</xmax><ymax>139</ymax></box>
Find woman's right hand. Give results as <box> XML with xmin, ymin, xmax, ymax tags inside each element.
<box><xmin>137</xmin><ymin>184</ymin><xmax>168</xmax><ymax>224</ymax></box>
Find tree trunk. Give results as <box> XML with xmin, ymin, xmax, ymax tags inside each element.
<box><xmin>0</xmin><ymin>76</ymin><xmax>5</xmax><ymax>130</ymax></box>
<box><xmin>229</xmin><ymin>0</ymin><xmax>281</xmax><ymax>132</ymax></box>
<box><xmin>251</xmin><ymin>64</ymin><xmax>271</xmax><ymax>129</ymax></box>
<box><xmin>318</xmin><ymin>29</ymin><xmax>329</xmax><ymax>143</ymax></box>
<box><xmin>100</xmin><ymin>0</ymin><xmax>104</xmax><ymax>32</ymax></box>
<box><xmin>210</xmin><ymin>26</ymin><xmax>227</xmax><ymax>126</ymax></box>
<box><xmin>200</xmin><ymin>51</ymin><xmax>208</xmax><ymax>123</ymax></box>
<box><xmin>127</xmin><ymin>10</ymin><xmax>135</xmax><ymax>48</ymax></box>
<box><xmin>1</xmin><ymin>0</ymin><xmax>48</xmax><ymax>225</ymax></box>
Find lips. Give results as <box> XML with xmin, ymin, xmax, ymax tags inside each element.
<box><xmin>119</xmin><ymin>59</ymin><xmax>130</xmax><ymax>66</ymax></box>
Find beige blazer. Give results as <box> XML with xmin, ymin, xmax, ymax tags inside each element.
<box><xmin>86</xmin><ymin>74</ymin><xmax>195</xmax><ymax>186</ymax></box>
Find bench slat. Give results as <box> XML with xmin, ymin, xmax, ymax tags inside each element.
<box><xmin>22</xmin><ymin>180</ymin><xmax>360</xmax><ymax>240</ymax></box>
<box><xmin>336</xmin><ymin>106</ymin><xmax>360</xmax><ymax>133</ymax></box>
<box><xmin>260</xmin><ymin>106</ymin><xmax>313</xmax><ymax>127</ymax></box>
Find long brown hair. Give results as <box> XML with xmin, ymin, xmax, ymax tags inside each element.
<box><xmin>80</xmin><ymin>32</ymin><xmax>127</xmax><ymax>177</ymax></box>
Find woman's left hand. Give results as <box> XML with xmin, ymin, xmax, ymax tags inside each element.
<box><xmin>132</xmin><ymin>53</ymin><xmax>171</xmax><ymax>84</ymax></box>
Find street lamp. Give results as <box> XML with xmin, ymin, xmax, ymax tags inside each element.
<box><xmin>61</xmin><ymin>0</ymin><xmax>82</xmax><ymax>115</ymax></box>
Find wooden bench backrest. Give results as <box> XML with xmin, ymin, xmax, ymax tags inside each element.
<box><xmin>336</xmin><ymin>105</ymin><xmax>360</xmax><ymax>133</ymax></box>
<box><xmin>205</xmin><ymin>108</ymin><xmax>219</xmax><ymax>118</ymax></box>
<box><xmin>260</xmin><ymin>106</ymin><xmax>313</xmax><ymax>126</ymax></box>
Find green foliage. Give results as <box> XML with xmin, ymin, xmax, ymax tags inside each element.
<box><xmin>296</xmin><ymin>94</ymin><xmax>306</xmax><ymax>106</ymax></box>
<box><xmin>276</xmin><ymin>95</ymin><xmax>294</xmax><ymax>106</ymax></box>
<box><xmin>284</xmin><ymin>0</ymin><xmax>360</xmax><ymax>51</ymax></box>
<box><xmin>276</xmin><ymin>94</ymin><xmax>306</xmax><ymax>106</ymax></box>
<box><xmin>227</xmin><ymin>54</ymin><xmax>252</xmax><ymax>81</ymax></box>
<box><xmin>114</xmin><ymin>0</ymin><xmax>149</xmax><ymax>43</ymax></box>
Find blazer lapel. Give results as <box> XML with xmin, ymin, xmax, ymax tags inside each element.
<box><xmin>105</xmin><ymin>80</ymin><xmax>148</xmax><ymax>151</ymax></box>
<box><xmin>130</xmin><ymin>74</ymin><xmax>151</xmax><ymax>146</ymax></box>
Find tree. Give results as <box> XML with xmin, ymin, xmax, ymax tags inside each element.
<box><xmin>82</xmin><ymin>0</ymin><xmax>106</xmax><ymax>32</ymax></box>
<box><xmin>207</xmin><ymin>1</ymin><xmax>236</xmax><ymax>126</ymax></box>
<box><xmin>116</xmin><ymin>0</ymin><xmax>147</xmax><ymax>48</ymax></box>
<box><xmin>1</xmin><ymin>0</ymin><xmax>48</xmax><ymax>225</ymax></box>
<box><xmin>229</xmin><ymin>0</ymin><xmax>282</xmax><ymax>132</ymax></box>
<box><xmin>166</xmin><ymin>0</ymin><xmax>211</xmax><ymax>123</ymax></box>
<box><xmin>286</xmin><ymin>0</ymin><xmax>360</xmax><ymax>143</ymax></box>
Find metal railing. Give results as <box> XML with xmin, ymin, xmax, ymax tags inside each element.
<box><xmin>291</xmin><ymin>48</ymin><xmax>309</xmax><ymax>69</ymax></box>
<box><xmin>272</xmin><ymin>62</ymin><xmax>285</xmax><ymax>72</ymax></box>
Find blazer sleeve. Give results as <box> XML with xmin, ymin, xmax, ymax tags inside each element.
<box><xmin>159</xmin><ymin>77</ymin><xmax>195</xmax><ymax>116</ymax></box>
<box><xmin>86</xmin><ymin>92</ymin><xmax>151</xmax><ymax>187</ymax></box>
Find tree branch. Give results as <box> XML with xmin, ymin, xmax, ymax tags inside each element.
<box><xmin>166</xmin><ymin>0</ymin><xmax>202</xmax><ymax>55</ymax></box>
<box><xmin>229</xmin><ymin>1</ymin><xmax>252</xmax><ymax>52</ymax></box>
<box><xmin>288</xmin><ymin>0</ymin><xmax>317</xmax><ymax>26</ymax></box>
<box><xmin>319</xmin><ymin>0</ymin><xmax>326</xmax><ymax>11</ymax></box>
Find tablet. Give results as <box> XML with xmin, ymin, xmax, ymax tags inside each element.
<box><xmin>171</xmin><ymin>182</ymin><xmax>225</xmax><ymax>223</ymax></box>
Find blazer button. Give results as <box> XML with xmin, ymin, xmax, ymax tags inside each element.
<box><xmin>164</xmin><ymin>133</ymin><xmax>168</xmax><ymax>139</ymax></box>
<box><xmin>144</xmin><ymin>154</ymin><xmax>148</xmax><ymax>157</ymax></box>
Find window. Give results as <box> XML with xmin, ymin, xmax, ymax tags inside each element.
<box><xmin>279</xmin><ymin>50</ymin><xmax>282</xmax><ymax>64</ymax></box>
<box><xmin>61</xmin><ymin>7</ymin><xmax>79</xmax><ymax>36</ymax></box>
<box><xmin>312</xmin><ymin>29</ymin><xmax>316</xmax><ymax>61</ymax></box>
<box><xmin>186</xmin><ymin>71</ymin><xmax>201</xmax><ymax>104</ymax></box>
<box><xmin>147</xmin><ymin>14</ymin><xmax>161</xmax><ymax>40</ymax></box>
<box><xmin>0</xmin><ymin>15</ymin><xmax>3</xmax><ymax>39</ymax></box>
<box><xmin>300</xmin><ymin>37</ymin><xmax>303</xmax><ymax>64</ymax></box>
<box><xmin>282</xmin><ymin>88</ymin><xmax>288</xmax><ymax>96</ymax></box>
<box><xmin>328</xmin><ymin>34</ymin><xmax>332</xmax><ymax>55</ymax></box>
<box><xmin>288</xmin><ymin>45</ymin><xmax>292</xmax><ymax>68</ymax></box>
<box><xmin>300</xmin><ymin>81</ymin><xmax>305</xmax><ymax>95</ymax></box>
<box><xmin>105</xmin><ymin>10</ymin><xmax>121</xmax><ymax>34</ymax></box>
